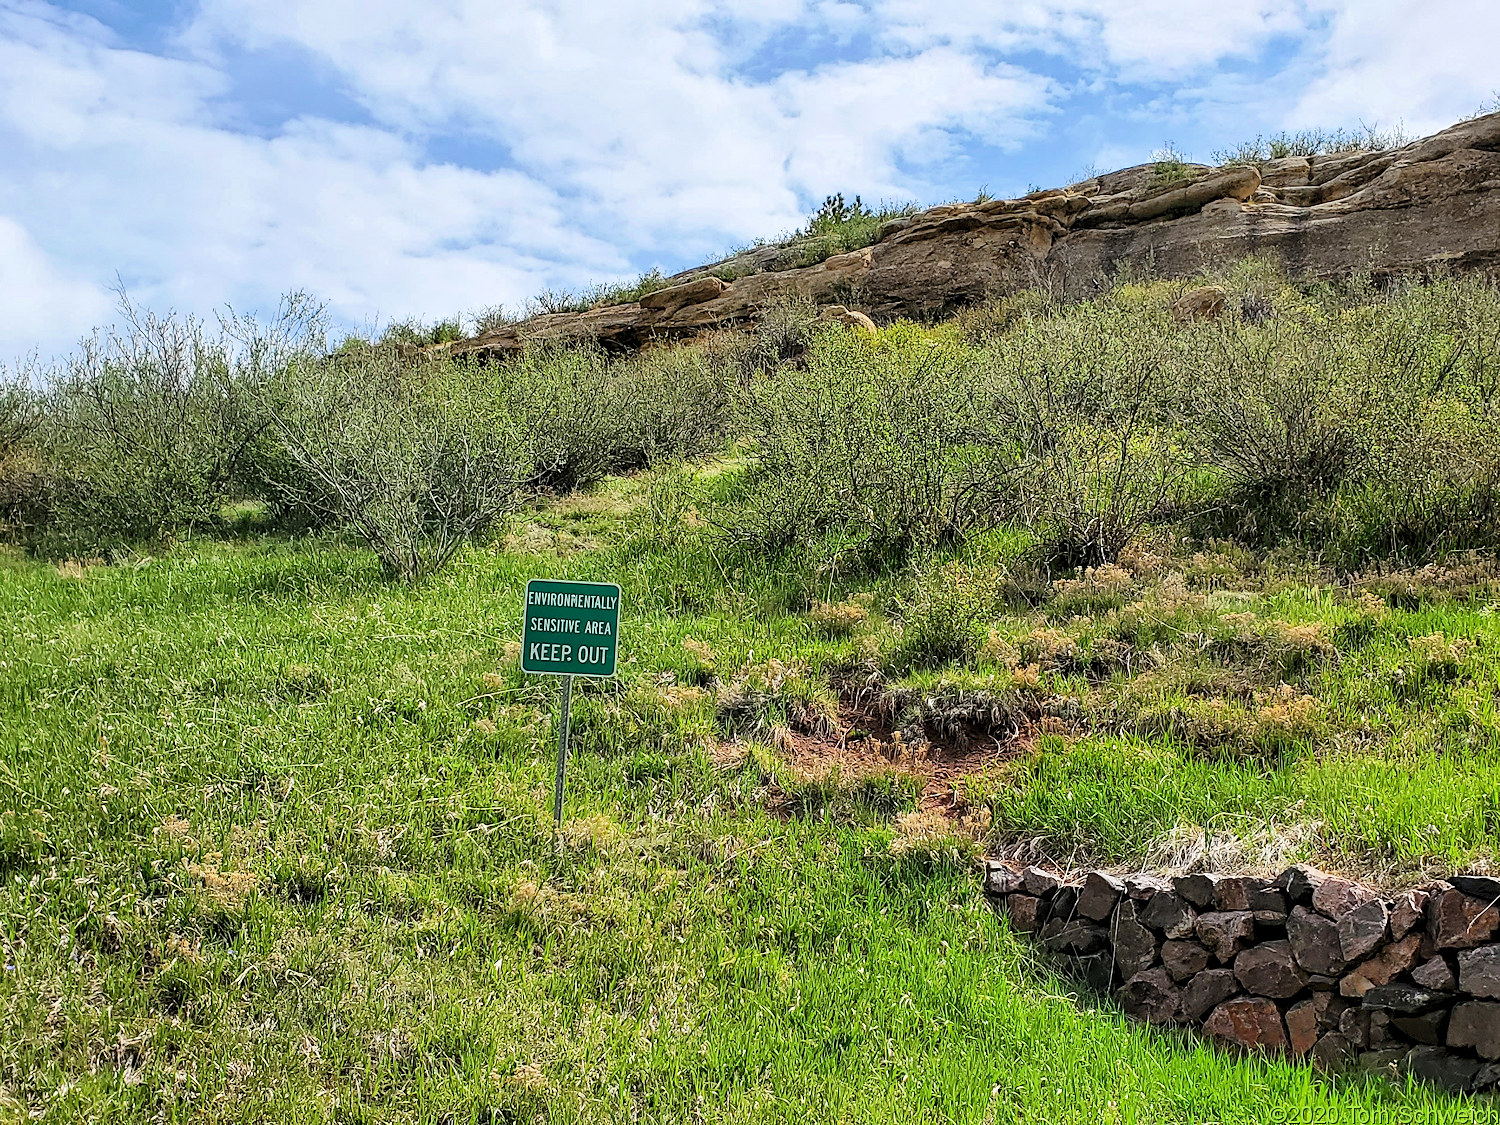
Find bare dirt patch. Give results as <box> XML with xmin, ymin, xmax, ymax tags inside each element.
<box><xmin>726</xmin><ymin>696</ymin><xmax>1035</xmax><ymax>817</ymax></box>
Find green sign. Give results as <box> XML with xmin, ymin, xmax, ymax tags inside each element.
<box><xmin>521</xmin><ymin>579</ymin><xmax>621</xmax><ymax>678</ymax></box>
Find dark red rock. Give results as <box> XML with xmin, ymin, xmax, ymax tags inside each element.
<box><xmin>1405</xmin><ymin>1045</ymin><xmax>1482</xmax><ymax>1094</ymax></box>
<box><xmin>1126</xmin><ymin>874</ymin><xmax>1172</xmax><ymax>900</ymax></box>
<box><xmin>985</xmin><ymin>862</ymin><xmax>1024</xmax><ymax>896</ymax></box>
<box><xmin>1429</xmin><ymin>889</ymin><xmax>1500</xmax><ymax>950</ymax></box>
<box><xmin>1021</xmin><ymin>865</ymin><xmax>1061</xmax><ymax>897</ymax></box>
<box><xmin>1248</xmin><ymin>887</ymin><xmax>1288</xmax><ymax>915</ymax></box>
<box><xmin>1458</xmin><ymin>945</ymin><xmax>1500</xmax><ymax>999</ymax></box>
<box><xmin>1139</xmin><ymin>891</ymin><xmax>1197</xmax><ymax>939</ymax></box>
<box><xmin>1111</xmin><ymin>899</ymin><xmax>1159</xmax><ymax>979</ymax></box>
<box><xmin>1310</xmin><ymin>1032</ymin><xmax>1357</xmax><ymax>1072</ymax></box>
<box><xmin>1449</xmin><ymin>1002</ymin><xmax>1500</xmax><ymax>1060</ymax></box>
<box><xmin>1319</xmin><ymin>994</ymin><xmax>1354</xmax><ymax>1030</ymax></box>
<box><xmin>1234</xmin><ymin>940</ymin><xmax>1309</xmax><ymax>999</ymax></box>
<box><xmin>1003</xmin><ymin>894</ymin><xmax>1041</xmax><ymax>932</ymax></box>
<box><xmin>1161</xmin><ymin>939</ymin><xmax>1212</xmax><ymax>982</ymax></box>
<box><xmin>1411</xmin><ymin>955</ymin><xmax>1457</xmax><ymax>992</ymax></box>
<box><xmin>1051</xmin><ymin>885</ymin><xmax>1080</xmax><ymax>920</ymax></box>
<box><xmin>1312</xmin><ymin>876</ymin><xmax>1375</xmax><ymax>920</ymax></box>
<box><xmin>1288</xmin><ymin>906</ymin><xmax>1348</xmax><ymax>975</ymax></box>
<box><xmin>1174</xmin><ymin>873</ymin><xmax>1222</xmax><ymax>910</ymax></box>
<box><xmin>1196</xmin><ymin>911</ymin><xmax>1255</xmax><ymax>962</ymax></box>
<box><xmin>1214</xmin><ymin>876</ymin><xmax>1264</xmax><ymax>913</ymax></box>
<box><xmin>1362</xmin><ymin>984</ymin><xmax>1453</xmax><ymax>1015</ymax></box>
<box><xmin>1339</xmin><ymin>934</ymin><xmax>1423</xmax><ymax>997</ymax></box>
<box><xmin>1070</xmin><ymin>950</ymin><xmax>1116</xmax><ymax>993</ymax></box>
<box><xmin>1450</xmin><ymin>874</ymin><xmax>1500</xmax><ymax>902</ymax></box>
<box><xmin>1116</xmin><ymin>967</ymin><xmax>1182</xmax><ymax>1024</ymax></box>
<box><xmin>1286</xmin><ymin>997</ymin><xmax>1321</xmax><ymax>1056</ymax></box>
<box><xmin>1337</xmin><ymin>898</ymin><xmax>1389</xmax><ymax>961</ymax></box>
<box><xmin>1389</xmin><ymin>890</ymin><xmax>1428</xmax><ymax>939</ymax></box>
<box><xmin>1390</xmin><ymin>1009</ymin><xmax>1449</xmax><ymax>1045</ymax></box>
<box><xmin>1040</xmin><ymin>916</ymin><xmax>1107</xmax><ymax>954</ymax></box>
<box><xmin>1077</xmin><ymin>871</ymin><xmax>1125</xmax><ymax>921</ymax></box>
<box><xmin>1204</xmin><ymin>997</ymin><xmax>1288</xmax><ymax>1052</ymax></box>
<box><xmin>1339</xmin><ymin>1005</ymin><xmax>1371</xmax><ymax>1047</ymax></box>
<box><xmin>1180</xmin><ymin>969</ymin><xmax>1241</xmax><ymax>1022</ymax></box>
<box><xmin>1276</xmin><ymin>865</ymin><xmax>1329</xmax><ymax>906</ymax></box>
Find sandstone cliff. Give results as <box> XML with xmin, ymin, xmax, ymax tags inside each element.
<box><xmin>455</xmin><ymin>112</ymin><xmax>1500</xmax><ymax>357</ymax></box>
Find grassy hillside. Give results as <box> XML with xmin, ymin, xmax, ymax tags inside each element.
<box><xmin>3</xmin><ymin>482</ymin><xmax>1497</xmax><ymax>1121</ymax></box>
<box><xmin>3</xmin><ymin>264</ymin><xmax>1500</xmax><ymax>1120</ymax></box>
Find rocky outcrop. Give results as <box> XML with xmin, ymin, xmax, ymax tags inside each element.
<box><xmin>985</xmin><ymin>860</ymin><xmax>1500</xmax><ymax>1094</ymax></box>
<box><xmin>454</xmin><ymin>112</ymin><xmax>1500</xmax><ymax>357</ymax></box>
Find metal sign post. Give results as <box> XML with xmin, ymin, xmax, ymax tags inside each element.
<box><xmin>521</xmin><ymin>579</ymin><xmax>621</xmax><ymax>830</ymax></box>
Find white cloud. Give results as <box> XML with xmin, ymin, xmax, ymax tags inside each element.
<box><xmin>0</xmin><ymin>216</ymin><xmax>111</xmax><ymax>355</ymax></box>
<box><xmin>0</xmin><ymin>0</ymin><xmax>1496</xmax><ymax>359</ymax></box>
<box><xmin>1288</xmin><ymin>0</ymin><xmax>1500</xmax><ymax>135</ymax></box>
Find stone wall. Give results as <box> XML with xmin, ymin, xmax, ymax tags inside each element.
<box><xmin>985</xmin><ymin>862</ymin><xmax>1500</xmax><ymax>1094</ymax></box>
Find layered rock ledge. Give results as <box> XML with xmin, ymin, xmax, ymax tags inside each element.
<box><xmin>454</xmin><ymin>112</ymin><xmax>1500</xmax><ymax>357</ymax></box>
<box><xmin>986</xmin><ymin>861</ymin><xmax>1500</xmax><ymax>1094</ymax></box>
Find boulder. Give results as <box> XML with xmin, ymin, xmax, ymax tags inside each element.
<box><xmin>1077</xmin><ymin>871</ymin><xmax>1126</xmax><ymax>921</ymax></box>
<box><xmin>1311</xmin><ymin>1032</ymin><xmax>1358</xmax><ymax>1072</ymax></box>
<box><xmin>1287</xmin><ymin>906</ymin><xmax>1348</xmax><ymax>975</ymax></box>
<box><xmin>1111</xmin><ymin>899</ymin><xmax>1159</xmax><ymax>979</ymax></box>
<box><xmin>1003</xmin><ymin>894</ymin><xmax>1042</xmax><ymax>933</ymax></box>
<box><xmin>1277</xmin><ymin>865</ymin><xmax>1329</xmax><ymax>907</ymax></box>
<box><xmin>1411</xmin><ymin>955</ymin><xmax>1457</xmax><ymax>992</ymax></box>
<box><xmin>1337</xmin><ymin>899</ymin><xmax>1389</xmax><ymax>961</ymax></box>
<box><xmin>1234</xmin><ymin>941</ymin><xmax>1309</xmax><ymax>999</ymax></box>
<box><xmin>1181</xmin><ymin>969</ymin><xmax>1241</xmax><ymax>1022</ymax></box>
<box><xmin>1339</xmin><ymin>934</ymin><xmax>1422</xmax><ymax>996</ymax></box>
<box><xmin>1021</xmin><ymin>866</ymin><xmax>1061</xmax><ymax>897</ymax></box>
<box><xmin>1449</xmin><ymin>1002</ymin><xmax>1500</xmax><ymax>1060</ymax></box>
<box><xmin>1458</xmin><ymin>946</ymin><xmax>1500</xmax><ymax>999</ymax></box>
<box><xmin>1196</xmin><ymin>912</ymin><xmax>1256</xmax><ymax>962</ymax></box>
<box><xmin>1139</xmin><ymin>891</ymin><xmax>1198</xmax><ymax>939</ymax></box>
<box><xmin>1312</xmin><ymin>876</ymin><xmax>1375</xmax><ymax>920</ymax></box>
<box><xmin>1389</xmin><ymin>890</ymin><xmax>1428</xmax><ymax>940</ymax></box>
<box><xmin>1390</xmin><ymin>1009</ymin><xmax>1449</xmax><ymax>1045</ymax></box>
<box><xmin>1214</xmin><ymin>876</ymin><xmax>1264</xmax><ymax>913</ymax></box>
<box><xmin>816</xmin><ymin>304</ymin><xmax>877</xmax><ymax>333</ymax></box>
<box><xmin>1116</xmin><ymin>967</ymin><xmax>1182</xmax><ymax>1024</ymax></box>
<box><xmin>984</xmin><ymin>862</ymin><xmax>1023</xmax><ymax>896</ymax></box>
<box><xmin>1248</xmin><ymin>887</ymin><xmax>1288</xmax><ymax>916</ymax></box>
<box><xmin>1362</xmin><ymin>984</ymin><xmax>1453</xmax><ymax>1016</ymax></box>
<box><xmin>638</xmin><ymin>275</ymin><xmax>728</xmax><ymax>313</ymax></box>
<box><xmin>1285</xmin><ymin>997</ymin><xmax>1322</xmax><ymax>1057</ymax></box>
<box><xmin>1204</xmin><ymin>997</ymin><xmax>1288</xmax><ymax>1052</ymax></box>
<box><xmin>1126</xmin><ymin>874</ymin><xmax>1173</xmax><ymax>900</ymax></box>
<box><xmin>1161</xmin><ymin>939</ymin><xmax>1212</xmax><ymax>982</ymax></box>
<box><xmin>1449</xmin><ymin>875</ymin><xmax>1500</xmax><ymax>902</ymax></box>
<box><xmin>1429</xmin><ymin>889</ymin><xmax>1500</xmax><ymax>950</ymax></box>
<box><xmin>1404</xmin><ymin>1046</ymin><xmax>1482</xmax><ymax>1094</ymax></box>
<box><xmin>1171</xmin><ymin>286</ymin><xmax>1226</xmax><ymax>323</ymax></box>
<box><xmin>1174</xmin><ymin>873</ymin><xmax>1222</xmax><ymax>909</ymax></box>
<box><xmin>1040</xmin><ymin>916</ymin><xmax>1107</xmax><ymax>955</ymax></box>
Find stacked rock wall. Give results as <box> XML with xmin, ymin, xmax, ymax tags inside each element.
<box><xmin>985</xmin><ymin>862</ymin><xmax>1500</xmax><ymax>1094</ymax></box>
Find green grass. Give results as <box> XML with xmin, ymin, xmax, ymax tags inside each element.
<box><xmin>1</xmin><ymin>475</ymin><xmax>1498</xmax><ymax>1122</ymax></box>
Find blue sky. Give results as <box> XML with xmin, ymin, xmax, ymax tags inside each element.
<box><xmin>1</xmin><ymin>0</ymin><xmax>1496</xmax><ymax>358</ymax></box>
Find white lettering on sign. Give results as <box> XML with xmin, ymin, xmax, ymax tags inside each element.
<box><xmin>528</xmin><ymin>591</ymin><xmax>619</xmax><ymax>610</ymax></box>
<box><xmin>529</xmin><ymin>616</ymin><xmax>582</xmax><ymax>633</ymax></box>
<box><xmin>583</xmin><ymin>620</ymin><xmax>612</xmax><ymax>635</ymax></box>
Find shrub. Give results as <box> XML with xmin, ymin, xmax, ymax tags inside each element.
<box><xmin>733</xmin><ymin>323</ymin><xmax>1020</xmax><ymax>559</ymax></box>
<box><xmin>35</xmin><ymin>295</ymin><xmax>320</xmax><ymax>548</ymax></box>
<box><xmin>0</xmin><ymin>366</ymin><xmax>43</xmax><ymax>537</ymax></box>
<box><xmin>260</xmin><ymin>348</ymin><xmax>533</xmax><ymax>581</ymax></box>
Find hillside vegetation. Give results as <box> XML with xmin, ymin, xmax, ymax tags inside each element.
<box><xmin>3</xmin><ymin>261</ymin><xmax>1500</xmax><ymax>1121</ymax></box>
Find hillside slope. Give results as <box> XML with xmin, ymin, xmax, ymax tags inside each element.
<box><xmin>457</xmin><ymin>111</ymin><xmax>1500</xmax><ymax>355</ymax></box>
